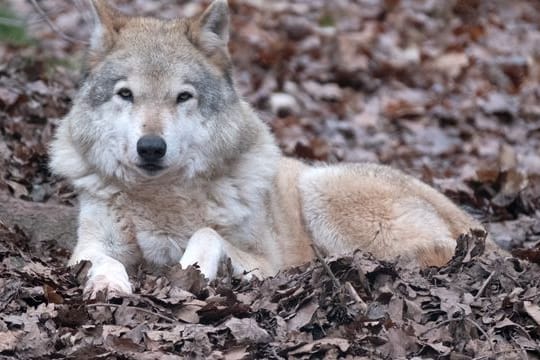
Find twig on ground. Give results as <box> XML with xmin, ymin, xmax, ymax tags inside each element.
<box><xmin>344</xmin><ymin>281</ymin><xmax>367</xmax><ymax>312</ymax></box>
<box><xmin>420</xmin><ymin>316</ymin><xmax>495</xmax><ymax>354</ymax></box>
<box><xmin>418</xmin><ymin>318</ymin><xmax>454</xmax><ymax>338</ymax></box>
<box><xmin>474</xmin><ymin>270</ymin><xmax>496</xmax><ymax>300</ymax></box>
<box><xmin>352</xmin><ymin>256</ymin><xmax>372</xmax><ymax>296</ymax></box>
<box><xmin>29</xmin><ymin>0</ymin><xmax>88</xmax><ymax>44</ymax></box>
<box><xmin>521</xmin><ymin>292</ymin><xmax>539</xmax><ymax>301</ymax></box>
<box><xmin>87</xmin><ymin>302</ymin><xmax>178</xmax><ymax>323</ymax></box>
<box><xmin>472</xmin><ymin>349</ymin><xmax>523</xmax><ymax>360</ymax></box>
<box><xmin>311</xmin><ymin>244</ymin><xmax>369</xmax><ymax>311</ymax></box>
<box><xmin>311</xmin><ymin>243</ymin><xmax>340</xmax><ymax>289</ymax></box>
<box><xmin>464</xmin><ymin>317</ymin><xmax>495</xmax><ymax>354</ymax></box>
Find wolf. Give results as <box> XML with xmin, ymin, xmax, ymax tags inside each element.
<box><xmin>50</xmin><ymin>0</ymin><xmax>497</xmax><ymax>297</ymax></box>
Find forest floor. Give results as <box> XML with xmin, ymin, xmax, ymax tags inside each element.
<box><xmin>0</xmin><ymin>0</ymin><xmax>539</xmax><ymax>358</ymax></box>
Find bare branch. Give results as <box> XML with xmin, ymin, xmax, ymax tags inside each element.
<box><xmin>474</xmin><ymin>270</ymin><xmax>496</xmax><ymax>300</ymax></box>
<box><xmin>344</xmin><ymin>281</ymin><xmax>367</xmax><ymax>312</ymax></box>
<box><xmin>311</xmin><ymin>243</ymin><xmax>340</xmax><ymax>289</ymax></box>
<box><xmin>28</xmin><ymin>0</ymin><xmax>89</xmax><ymax>45</ymax></box>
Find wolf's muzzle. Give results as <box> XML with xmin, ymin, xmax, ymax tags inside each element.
<box><xmin>137</xmin><ymin>135</ymin><xmax>167</xmax><ymax>163</ymax></box>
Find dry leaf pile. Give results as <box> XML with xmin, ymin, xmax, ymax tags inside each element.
<box><xmin>1</xmin><ymin>224</ymin><xmax>539</xmax><ymax>359</ymax></box>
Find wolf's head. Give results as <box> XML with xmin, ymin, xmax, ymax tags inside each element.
<box><xmin>51</xmin><ymin>0</ymin><xmax>262</xmax><ymax>188</ymax></box>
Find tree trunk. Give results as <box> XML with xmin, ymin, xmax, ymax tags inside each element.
<box><xmin>0</xmin><ymin>193</ymin><xmax>77</xmax><ymax>250</ymax></box>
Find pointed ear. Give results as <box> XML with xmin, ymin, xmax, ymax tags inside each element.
<box><xmin>88</xmin><ymin>0</ymin><xmax>129</xmax><ymax>65</ymax></box>
<box><xmin>192</xmin><ymin>0</ymin><xmax>230</xmax><ymax>54</ymax></box>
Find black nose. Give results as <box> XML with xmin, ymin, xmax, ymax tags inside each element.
<box><xmin>137</xmin><ymin>135</ymin><xmax>167</xmax><ymax>162</ymax></box>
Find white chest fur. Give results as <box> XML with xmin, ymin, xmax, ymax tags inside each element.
<box><xmin>110</xmin><ymin>186</ymin><xmax>206</xmax><ymax>265</ymax></box>
<box><xmin>110</xmin><ymin>175</ymin><xmax>271</xmax><ymax>268</ymax></box>
<box><xmin>136</xmin><ymin>230</ymin><xmax>185</xmax><ymax>265</ymax></box>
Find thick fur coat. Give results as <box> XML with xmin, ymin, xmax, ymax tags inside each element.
<box><xmin>50</xmin><ymin>0</ymin><xmax>495</xmax><ymax>297</ymax></box>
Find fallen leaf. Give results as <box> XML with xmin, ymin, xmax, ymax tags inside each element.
<box><xmin>523</xmin><ymin>301</ymin><xmax>540</xmax><ymax>325</ymax></box>
<box><xmin>0</xmin><ymin>330</ymin><xmax>23</xmax><ymax>352</ymax></box>
<box><xmin>286</xmin><ymin>298</ymin><xmax>319</xmax><ymax>331</ymax></box>
<box><xmin>224</xmin><ymin>317</ymin><xmax>271</xmax><ymax>344</ymax></box>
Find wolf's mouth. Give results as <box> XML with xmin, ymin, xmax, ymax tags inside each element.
<box><xmin>137</xmin><ymin>163</ymin><xmax>166</xmax><ymax>173</ymax></box>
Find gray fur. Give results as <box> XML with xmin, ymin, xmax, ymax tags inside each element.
<box><xmin>86</xmin><ymin>62</ymin><xmax>128</xmax><ymax>108</ymax></box>
<box><xmin>199</xmin><ymin>0</ymin><xmax>230</xmax><ymax>44</ymax></box>
<box><xmin>186</xmin><ymin>62</ymin><xmax>237</xmax><ymax>118</ymax></box>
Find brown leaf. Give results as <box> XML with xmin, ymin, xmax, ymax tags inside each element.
<box><xmin>5</xmin><ymin>180</ymin><xmax>28</xmax><ymax>198</ymax></box>
<box><xmin>221</xmin><ymin>346</ymin><xmax>249</xmax><ymax>360</ymax></box>
<box><xmin>430</xmin><ymin>52</ymin><xmax>469</xmax><ymax>78</ymax></box>
<box><xmin>430</xmin><ymin>287</ymin><xmax>471</xmax><ymax>318</ymax></box>
<box><xmin>0</xmin><ymin>88</ymin><xmax>19</xmax><ymax>106</ymax></box>
<box><xmin>523</xmin><ymin>301</ymin><xmax>540</xmax><ymax>326</ymax></box>
<box><xmin>167</xmin><ymin>264</ymin><xmax>207</xmax><ymax>297</ymax></box>
<box><xmin>512</xmin><ymin>246</ymin><xmax>540</xmax><ymax>264</ymax></box>
<box><xmin>224</xmin><ymin>317</ymin><xmax>271</xmax><ymax>344</ymax></box>
<box><xmin>175</xmin><ymin>303</ymin><xmax>201</xmax><ymax>324</ymax></box>
<box><xmin>379</xmin><ymin>328</ymin><xmax>417</xmax><ymax>358</ymax></box>
<box><xmin>104</xmin><ymin>334</ymin><xmax>145</xmax><ymax>353</ymax></box>
<box><xmin>288</xmin><ymin>337</ymin><xmax>350</xmax><ymax>356</ymax></box>
<box><xmin>0</xmin><ymin>330</ymin><xmax>23</xmax><ymax>352</ymax></box>
<box><xmin>286</xmin><ymin>298</ymin><xmax>319</xmax><ymax>331</ymax></box>
<box><xmin>43</xmin><ymin>284</ymin><xmax>64</xmax><ymax>304</ymax></box>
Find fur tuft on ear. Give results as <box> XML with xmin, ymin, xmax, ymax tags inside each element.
<box><xmin>193</xmin><ymin>0</ymin><xmax>230</xmax><ymax>54</ymax></box>
<box><xmin>88</xmin><ymin>0</ymin><xmax>129</xmax><ymax>67</ymax></box>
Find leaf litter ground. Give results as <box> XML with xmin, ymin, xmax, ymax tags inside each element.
<box><xmin>1</xmin><ymin>0</ymin><xmax>540</xmax><ymax>358</ymax></box>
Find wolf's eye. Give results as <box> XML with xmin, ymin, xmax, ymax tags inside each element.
<box><xmin>176</xmin><ymin>91</ymin><xmax>193</xmax><ymax>104</ymax></box>
<box><xmin>117</xmin><ymin>88</ymin><xmax>133</xmax><ymax>102</ymax></box>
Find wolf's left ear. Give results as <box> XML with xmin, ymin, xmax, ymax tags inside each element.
<box><xmin>191</xmin><ymin>0</ymin><xmax>230</xmax><ymax>54</ymax></box>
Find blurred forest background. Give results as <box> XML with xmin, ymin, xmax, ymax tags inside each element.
<box><xmin>0</xmin><ymin>1</ymin><xmax>539</xmax><ymax>358</ymax></box>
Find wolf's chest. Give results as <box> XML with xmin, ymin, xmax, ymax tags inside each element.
<box><xmin>110</xmin><ymin>191</ymin><xmax>206</xmax><ymax>265</ymax></box>
<box><xmin>110</xmin><ymin>184</ymin><xmax>258</xmax><ymax>266</ymax></box>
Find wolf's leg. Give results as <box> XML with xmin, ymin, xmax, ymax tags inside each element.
<box><xmin>72</xmin><ymin>249</ymin><xmax>132</xmax><ymax>297</ymax></box>
<box><xmin>70</xmin><ymin>198</ymin><xmax>138</xmax><ymax>298</ymax></box>
<box><xmin>180</xmin><ymin>228</ymin><xmax>267</xmax><ymax>279</ymax></box>
<box><xmin>298</xmin><ymin>165</ymin><xmax>461</xmax><ymax>266</ymax></box>
<box><xmin>180</xmin><ymin>228</ymin><xmax>224</xmax><ymax>279</ymax></box>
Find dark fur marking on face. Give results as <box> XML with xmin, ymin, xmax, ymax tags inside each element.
<box><xmin>86</xmin><ymin>62</ymin><xmax>128</xmax><ymax>108</ymax></box>
<box><xmin>186</xmin><ymin>61</ymin><xmax>237</xmax><ymax>118</ymax></box>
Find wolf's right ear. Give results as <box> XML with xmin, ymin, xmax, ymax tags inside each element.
<box><xmin>88</xmin><ymin>0</ymin><xmax>128</xmax><ymax>66</ymax></box>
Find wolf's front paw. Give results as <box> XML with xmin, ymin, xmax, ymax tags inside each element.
<box><xmin>84</xmin><ymin>273</ymin><xmax>132</xmax><ymax>299</ymax></box>
<box><xmin>180</xmin><ymin>228</ymin><xmax>224</xmax><ymax>280</ymax></box>
<box><xmin>83</xmin><ymin>257</ymin><xmax>132</xmax><ymax>299</ymax></box>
